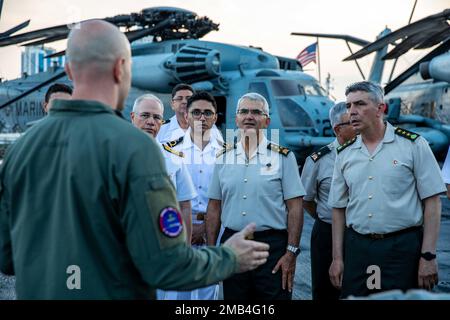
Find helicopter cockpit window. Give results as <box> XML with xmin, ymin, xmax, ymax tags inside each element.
<box><xmin>271</xmin><ymin>79</ymin><xmax>326</xmax><ymax>97</ymax></box>
<box><xmin>276</xmin><ymin>99</ymin><xmax>314</xmax><ymax>128</ymax></box>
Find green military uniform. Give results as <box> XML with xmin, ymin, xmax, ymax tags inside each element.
<box><xmin>0</xmin><ymin>99</ymin><xmax>237</xmax><ymax>299</ymax></box>
<box><xmin>329</xmin><ymin>122</ymin><xmax>446</xmax><ymax>297</ymax></box>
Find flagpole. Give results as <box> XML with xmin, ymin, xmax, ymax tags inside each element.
<box><xmin>316</xmin><ymin>37</ymin><xmax>321</xmax><ymax>85</ymax></box>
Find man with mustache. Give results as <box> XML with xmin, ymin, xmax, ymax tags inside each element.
<box><xmin>206</xmin><ymin>92</ymin><xmax>305</xmax><ymax>300</ymax></box>
<box><xmin>328</xmin><ymin>81</ymin><xmax>446</xmax><ymax>298</ymax></box>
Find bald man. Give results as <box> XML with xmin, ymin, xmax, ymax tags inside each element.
<box><xmin>0</xmin><ymin>20</ymin><xmax>269</xmax><ymax>299</ymax></box>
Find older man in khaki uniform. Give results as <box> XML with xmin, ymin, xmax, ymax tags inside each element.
<box><xmin>328</xmin><ymin>81</ymin><xmax>446</xmax><ymax>298</ymax></box>
<box><xmin>301</xmin><ymin>102</ymin><xmax>356</xmax><ymax>300</ymax></box>
<box><xmin>206</xmin><ymin>93</ymin><xmax>305</xmax><ymax>300</ymax></box>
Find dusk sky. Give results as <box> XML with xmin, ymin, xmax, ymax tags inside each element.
<box><xmin>0</xmin><ymin>0</ymin><xmax>448</xmax><ymax>100</ymax></box>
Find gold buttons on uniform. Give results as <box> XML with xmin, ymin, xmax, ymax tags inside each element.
<box><xmin>242</xmin><ymin>211</ymin><xmax>246</xmax><ymax>216</ymax></box>
<box><xmin>243</xmin><ymin>195</ymin><xmax>247</xmax><ymax>199</ymax></box>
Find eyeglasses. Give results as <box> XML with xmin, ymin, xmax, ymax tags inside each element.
<box><xmin>336</xmin><ymin>121</ymin><xmax>351</xmax><ymax>127</ymax></box>
<box><xmin>137</xmin><ymin>112</ymin><xmax>163</xmax><ymax>122</ymax></box>
<box><xmin>236</xmin><ymin>108</ymin><xmax>267</xmax><ymax>116</ymax></box>
<box><xmin>172</xmin><ymin>96</ymin><xmax>192</xmax><ymax>102</ymax></box>
<box><xmin>190</xmin><ymin>109</ymin><xmax>216</xmax><ymax>119</ymax></box>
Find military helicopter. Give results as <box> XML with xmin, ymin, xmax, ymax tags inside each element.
<box><xmin>0</xmin><ymin>6</ymin><xmax>336</xmax><ymax>163</ymax></box>
<box><xmin>292</xmin><ymin>7</ymin><xmax>450</xmax><ymax>158</ymax></box>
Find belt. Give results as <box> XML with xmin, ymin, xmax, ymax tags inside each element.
<box><xmin>194</xmin><ymin>212</ymin><xmax>205</xmax><ymax>221</ymax></box>
<box><xmin>350</xmin><ymin>226</ymin><xmax>422</xmax><ymax>240</ymax></box>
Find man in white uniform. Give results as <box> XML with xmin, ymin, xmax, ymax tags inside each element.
<box><xmin>157</xmin><ymin>84</ymin><xmax>223</xmax><ymax>144</ymax></box>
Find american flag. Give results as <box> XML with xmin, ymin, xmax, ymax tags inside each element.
<box><xmin>296</xmin><ymin>42</ymin><xmax>317</xmax><ymax>67</ymax></box>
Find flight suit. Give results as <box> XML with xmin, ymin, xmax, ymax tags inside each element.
<box><xmin>0</xmin><ymin>99</ymin><xmax>237</xmax><ymax>299</ymax></box>
<box><xmin>301</xmin><ymin>140</ymin><xmax>340</xmax><ymax>300</ymax></box>
<box><xmin>208</xmin><ymin>137</ymin><xmax>305</xmax><ymax>300</ymax></box>
<box><xmin>329</xmin><ymin>122</ymin><xmax>446</xmax><ymax>298</ymax></box>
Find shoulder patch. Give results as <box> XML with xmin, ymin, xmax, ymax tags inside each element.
<box><xmin>216</xmin><ymin>143</ymin><xmax>235</xmax><ymax>158</ymax></box>
<box><xmin>310</xmin><ymin>145</ymin><xmax>332</xmax><ymax>162</ymax></box>
<box><xmin>394</xmin><ymin>127</ymin><xmax>420</xmax><ymax>142</ymax></box>
<box><xmin>267</xmin><ymin>143</ymin><xmax>290</xmax><ymax>156</ymax></box>
<box><xmin>165</xmin><ymin>136</ymin><xmax>184</xmax><ymax>148</ymax></box>
<box><xmin>162</xmin><ymin>144</ymin><xmax>184</xmax><ymax>157</ymax></box>
<box><xmin>337</xmin><ymin>137</ymin><xmax>357</xmax><ymax>154</ymax></box>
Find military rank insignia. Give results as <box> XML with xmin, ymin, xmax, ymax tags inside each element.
<box><xmin>159</xmin><ymin>207</ymin><xmax>183</xmax><ymax>238</ymax></box>
<box><xmin>310</xmin><ymin>145</ymin><xmax>332</xmax><ymax>162</ymax></box>
<box><xmin>267</xmin><ymin>143</ymin><xmax>290</xmax><ymax>156</ymax></box>
<box><xmin>394</xmin><ymin>127</ymin><xmax>420</xmax><ymax>141</ymax></box>
<box><xmin>337</xmin><ymin>136</ymin><xmax>357</xmax><ymax>154</ymax></box>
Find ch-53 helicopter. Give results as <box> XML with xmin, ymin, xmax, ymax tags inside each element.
<box><xmin>292</xmin><ymin>6</ymin><xmax>450</xmax><ymax>158</ymax></box>
<box><xmin>0</xmin><ymin>6</ymin><xmax>335</xmax><ymax>164</ymax></box>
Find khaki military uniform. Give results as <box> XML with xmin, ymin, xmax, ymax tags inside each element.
<box><xmin>328</xmin><ymin>122</ymin><xmax>446</xmax><ymax>297</ymax></box>
<box><xmin>301</xmin><ymin>140</ymin><xmax>340</xmax><ymax>300</ymax></box>
<box><xmin>208</xmin><ymin>137</ymin><xmax>305</xmax><ymax>300</ymax></box>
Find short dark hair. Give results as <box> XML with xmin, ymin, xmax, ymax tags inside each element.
<box><xmin>45</xmin><ymin>83</ymin><xmax>73</xmax><ymax>103</ymax></box>
<box><xmin>186</xmin><ymin>91</ymin><xmax>217</xmax><ymax>111</ymax></box>
<box><xmin>171</xmin><ymin>83</ymin><xmax>195</xmax><ymax>98</ymax></box>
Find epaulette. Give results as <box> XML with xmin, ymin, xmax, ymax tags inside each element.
<box><xmin>310</xmin><ymin>145</ymin><xmax>332</xmax><ymax>162</ymax></box>
<box><xmin>394</xmin><ymin>127</ymin><xmax>420</xmax><ymax>142</ymax></box>
<box><xmin>267</xmin><ymin>143</ymin><xmax>290</xmax><ymax>156</ymax></box>
<box><xmin>216</xmin><ymin>143</ymin><xmax>235</xmax><ymax>158</ymax></box>
<box><xmin>162</xmin><ymin>144</ymin><xmax>184</xmax><ymax>158</ymax></box>
<box><xmin>165</xmin><ymin>136</ymin><xmax>184</xmax><ymax>148</ymax></box>
<box><xmin>163</xmin><ymin>119</ymin><xmax>171</xmax><ymax>124</ymax></box>
<box><xmin>337</xmin><ymin>137</ymin><xmax>357</xmax><ymax>154</ymax></box>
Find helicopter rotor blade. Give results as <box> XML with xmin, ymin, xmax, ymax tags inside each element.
<box><xmin>344</xmin><ymin>9</ymin><xmax>450</xmax><ymax>61</ymax></box>
<box><xmin>384</xmin><ymin>38</ymin><xmax>450</xmax><ymax>94</ymax></box>
<box><xmin>291</xmin><ymin>32</ymin><xmax>370</xmax><ymax>47</ymax></box>
<box><xmin>0</xmin><ymin>70</ymin><xmax>66</xmax><ymax>110</ymax></box>
<box><xmin>0</xmin><ymin>20</ymin><xmax>30</xmax><ymax>38</ymax></box>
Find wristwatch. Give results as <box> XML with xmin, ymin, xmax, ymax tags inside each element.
<box><xmin>287</xmin><ymin>244</ymin><xmax>301</xmax><ymax>257</ymax></box>
<box><xmin>420</xmin><ymin>252</ymin><xmax>436</xmax><ymax>261</ymax></box>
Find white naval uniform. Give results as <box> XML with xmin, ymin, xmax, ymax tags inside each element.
<box><xmin>156</xmin><ymin>115</ymin><xmax>223</xmax><ymax>144</ymax></box>
<box><xmin>162</xmin><ymin>129</ymin><xmax>222</xmax><ymax>300</ymax></box>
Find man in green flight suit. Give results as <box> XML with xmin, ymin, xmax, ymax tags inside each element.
<box><xmin>0</xmin><ymin>20</ymin><xmax>269</xmax><ymax>299</ymax></box>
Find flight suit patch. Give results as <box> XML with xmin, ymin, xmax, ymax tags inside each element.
<box><xmin>159</xmin><ymin>207</ymin><xmax>183</xmax><ymax>238</ymax></box>
<box><xmin>145</xmin><ymin>176</ymin><xmax>186</xmax><ymax>249</ymax></box>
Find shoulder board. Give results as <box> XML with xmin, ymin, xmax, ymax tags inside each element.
<box><xmin>394</xmin><ymin>127</ymin><xmax>420</xmax><ymax>142</ymax></box>
<box><xmin>162</xmin><ymin>119</ymin><xmax>171</xmax><ymax>124</ymax></box>
<box><xmin>216</xmin><ymin>143</ymin><xmax>235</xmax><ymax>158</ymax></box>
<box><xmin>337</xmin><ymin>136</ymin><xmax>357</xmax><ymax>154</ymax></box>
<box><xmin>162</xmin><ymin>144</ymin><xmax>184</xmax><ymax>158</ymax></box>
<box><xmin>267</xmin><ymin>143</ymin><xmax>290</xmax><ymax>156</ymax></box>
<box><xmin>309</xmin><ymin>145</ymin><xmax>332</xmax><ymax>162</ymax></box>
<box><xmin>165</xmin><ymin>136</ymin><xmax>184</xmax><ymax>148</ymax></box>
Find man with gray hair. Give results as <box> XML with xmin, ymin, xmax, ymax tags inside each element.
<box><xmin>301</xmin><ymin>102</ymin><xmax>356</xmax><ymax>300</ymax></box>
<box><xmin>0</xmin><ymin>20</ymin><xmax>270</xmax><ymax>299</ymax></box>
<box><xmin>206</xmin><ymin>92</ymin><xmax>305</xmax><ymax>300</ymax></box>
<box><xmin>328</xmin><ymin>81</ymin><xmax>446</xmax><ymax>298</ymax></box>
<box><xmin>130</xmin><ymin>94</ymin><xmax>196</xmax><ymax>244</ymax></box>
